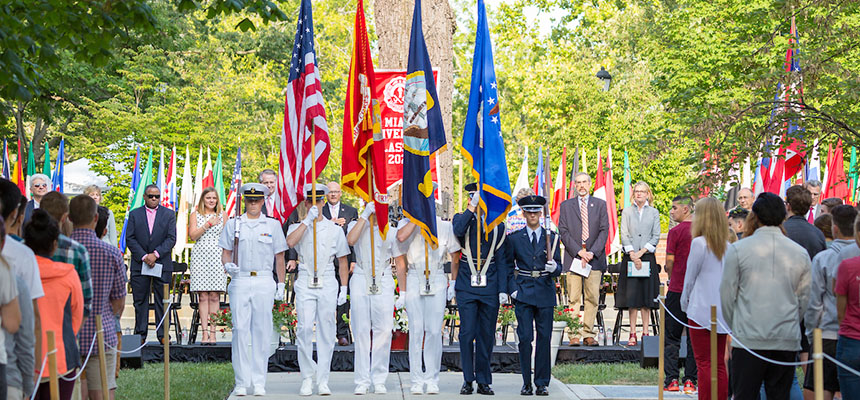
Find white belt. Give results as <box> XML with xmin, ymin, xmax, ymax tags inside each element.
<box><xmin>353</xmin><ymin>266</ymin><xmax>391</xmax><ymax>276</ymax></box>
<box><xmin>235</xmin><ymin>271</ymin><xmax>269</xmax><ymax>277</ymax></box>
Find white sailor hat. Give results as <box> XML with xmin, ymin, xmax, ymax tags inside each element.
<box><xmin>241</xmin><ymin>183</ymin><xmax>268</xmax><ymax>199</ymax></box>
<box><xmin>517</xmin><ymin>195</ymin><xmax>546</xmax><ymax>213</ymax></box>
<box><xmin>304</xmin><ymin>183</ymin><xmax>329</xmax><ymax>201</ymax></box>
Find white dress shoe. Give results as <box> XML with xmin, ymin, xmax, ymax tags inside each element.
<box><xmin>374</xmin><ymin>384</ymin><xmax>387</xmax><ymax>394</ymax></box>
<box><xmin>411</xmin><ymin>383</ymin><xmax>424</xmax><ymax>394</ymax></box>
<box><xmin>253</xmin><ymin>386</ymin><xmax>266</xmax><ymax>396</ymax></box>
<box><xmin>354</xmin><ymin>384</ymin><xmax>369</xmax><ymax>395</ymax></box>
<box><xmin>318</xmin><ymin>382</ymin><xmax>332</xmax><ymax>396</ymax></box>
<box><xmin>299</xmin><ymin>379</ymin><xmax>313</xmax><ymax>396</ymax></box>
<box><xmin>232</xmin><ymin>386</ymin><xmax>247</xmax><ymax>396</ymax></box>
<box><xmin>426</xmin><ymin>383</ymin><xmax>439</xmax><ymax>394</ymax></box>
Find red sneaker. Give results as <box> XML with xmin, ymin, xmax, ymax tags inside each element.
<box><xmin>683</xmin><ymin>380</ymin><xmax>697</xmax><ymax>394</ymax></box>
<box><xmin>664</xmin><ymin>379</ymin><xmax>679</xmax><ymax>392</ymax></box>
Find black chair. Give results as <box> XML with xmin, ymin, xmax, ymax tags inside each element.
<box><xmin>444</xmin><ymin>304</ymin><xmax>459</xmax><ymax>346</ymax></box>
<box><xmin>608</xmin><ymin>262</ymin><xmax>660</xmax><ymax>345</ymax></box>
<box><xmin>189</xmin><ymin>290</ymin><xmax>230</xmax><ymax>344</ymax></box>
<box><xmin>147</xmin><ymin>262</ymin><xmax>186</xmax><ymax>344</ymax></box>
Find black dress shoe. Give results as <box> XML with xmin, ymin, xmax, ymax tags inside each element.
<box><xmin>520</xmin><ymin>384</ymin><xmax>533</xmax><ymax>395</ymax></box>
<box><xmin>460</xmin><ymin>382</ymin><xmax>474</xmax><ymax>395</ymax></box>
<box><xmin>477</xmin><ymin>384</ymin><xmax>494</xmax><ymax>395</ymax></box>
<box><xmin>535</xmin><ymin>386</ymin><xmax>549</xmax><ymax>396</ymax></box>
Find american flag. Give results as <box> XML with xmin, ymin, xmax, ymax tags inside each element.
<box><xmin>278</xmin><ymin>0</ymin><xmax>330</xmax><ymax>223</ymax></box>
<box><xmin>226</xmin><ymin>147</ymin><xmax>242</xmax><ymax>217</ymax></box>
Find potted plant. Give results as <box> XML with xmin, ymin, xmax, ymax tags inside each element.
<box><xmin>273</xmin><ymin>300</ymin><xmax>297</xmax><ymax>345</ymax></box>
<box><xmin>552</xmin><ymin>305</ymin><xmax>583</xmax><ymax>365</ymax></box>
<box><xmin>392</xmin><ymin>306</ymin><xmax>409</xmax><ymax>350</ymax></box>
<box><xmin>497</xmin><ymin>304</ymin><xmax>516</xmax><ymax>344</ymax></box>
<box><xmin>209</xmin><ymin>308</ymin><xmax>232</xmax><ymax>338</ymax></box>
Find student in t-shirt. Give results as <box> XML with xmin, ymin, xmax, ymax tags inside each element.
<box><xmin>836</xmin><ymin>222</ymin><xmax>860</xmax><ymax>399</ymax></box>
<box><xmin>1</xmin><ymin>218</ymin><xmax>23</xmax><ymax>400</ymax></box>
<box><xmin>662</xmin><ymin>195</ymin><xmax>697</xmax><ymax>394</ymax></box>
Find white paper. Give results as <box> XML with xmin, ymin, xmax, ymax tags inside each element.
<box><xmin>570</xmin><ymin>258</ymin><xmax>592</xmax><ymax>278</ymax></box>
<box><xmin>142</xmin><ymin>262</ymin><xmax>163</xmax><ymax>278</ymax></box>
<box><xmin>627</xmin><ymin>261</ymin><xmax>650</xmax><ymax>278</ymax></box>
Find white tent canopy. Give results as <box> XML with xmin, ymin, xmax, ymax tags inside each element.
<box><xmin>63</xmin><ymin>158</ymin><xmax>109</xmax><ymax>195</ymax></box>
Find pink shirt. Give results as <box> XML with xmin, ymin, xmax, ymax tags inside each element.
<box><xmin>145</xmin><ymin>206</ymin><xmax>157</xmax><ymax>234</ymax></box>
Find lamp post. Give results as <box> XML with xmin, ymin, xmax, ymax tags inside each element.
<box><xmin>596</xmin><ymin>66</ymin><xmax>612</xmax><ymax>92</ymax></box>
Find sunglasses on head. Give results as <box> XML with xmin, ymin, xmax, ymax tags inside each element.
<box><xmin>147</xmin><ymin>194</ymin><xmax>161</xmax><ymax>199</ymax></box>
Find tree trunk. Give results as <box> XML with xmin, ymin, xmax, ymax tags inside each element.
<box><xmin>373</xmin><ymin>0</ymin><xmax>456</xmax><ymax>218</ymax></box>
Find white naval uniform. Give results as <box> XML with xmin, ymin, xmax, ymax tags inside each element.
<box><xmin>288</xmin><ymin>219</ymin><xmax>351</xmax><ymax>386</ymax></box>
<box><xmin>393</xmin><ymin>217</ymin><xmax>461</xmax><ymax>386</ymax></box>
<box><xmin>347</xmin><ymin>219</ymin><xmax>398</xmax><ymax>387</ymax></box>
<box><xmin>218</xmin><ymin>214</ymin><xmax>288</xmax><ymax>391</ymax></box>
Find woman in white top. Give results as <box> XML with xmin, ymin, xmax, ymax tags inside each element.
<box><xmin>188</xmin><ymin>187</ymin><xmax>226</xmax><ymax>345</ymax></box>
<box><xmin>680</xmin><ymin>197</ymin><xmax>732</xmax><ymax>400</ymax></box>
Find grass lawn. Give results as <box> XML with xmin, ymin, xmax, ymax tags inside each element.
<box><xmin>553</xmin><ymin>363</ymin><xmax>660</xmax><ymax>385</ymax></box>
<box><xmin>117</xmin><ymin>362</ymin><xmax>233</xmax><ymax>400</ymax></box>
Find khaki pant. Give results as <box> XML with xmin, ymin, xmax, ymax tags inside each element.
<box><xmin>7</xmin><ymin>385</ymin><xmax>24</xmax><ymax>400</ymax></box>
<box><xmin>82</xmin><ymin>348</ymin><xmax>118</xmax><ymax>391</ymax></box>
<box><xmin>565</xmin><ymin>270</ymin><xmax>602</xmax><ymax>339</ymax></box>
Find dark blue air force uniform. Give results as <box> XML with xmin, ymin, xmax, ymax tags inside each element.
<box><xmin>453</xmin><ymin>208</ymin><xmax>511</xmax><ymax>387</ymax></box>
<box><xmin>507</xmin><ymin>224</ymin><xmax>562</xmax><ymax>388</ymax></box>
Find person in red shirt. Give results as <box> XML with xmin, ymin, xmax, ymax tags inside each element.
<box><xmin>663</xmin><ymin>195</ymin><xmax>697</xmax><ymax>394</ymax></box>
<box><xmin>835</xmin><ymin>219</ymin><xmax>860</xmax><ymax>399</ymax></box>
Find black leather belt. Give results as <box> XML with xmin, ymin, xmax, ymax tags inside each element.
<box><xmin>517</xmin><ymin>269</ymin><xmax>550</xmax><ymax>278</ymax></box>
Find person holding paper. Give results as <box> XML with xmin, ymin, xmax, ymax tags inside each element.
<box><xmin>617</xmin><ymin>181</ymin><xmax>661</xmax><ymax>347</ymax></box>
<box><xmin>559</xmin><ymin>172</ymin><xmax>609</xmax><ymax>347</ymax></box>
<box><xmin>126</xmin><ymin>184</ymin><xmax>177</xmax><ymax>344</ymax></box>
<box><xmin>506</xmin><ymin>195</ymin><xmax>562</xmax><ymax>396</ymax></box>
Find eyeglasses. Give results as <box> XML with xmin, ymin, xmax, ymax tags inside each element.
<box><xmin>146</xmin><ymin>194</ymin><xmax>161</xmax><ymax>199</ymax></box>
<box><xmin>33</xmin><ymin>183</ymin><xmax>48</xmax><ymax>189</ymax></box>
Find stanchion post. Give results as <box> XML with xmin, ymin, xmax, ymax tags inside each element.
<box><xmin>710</xmin><ymin>305</ymin><xmax>717</xmax><ymax>400</ymax></box>
<box><xmin>658</xmin><ymin>285</ymin><xmax>665</xmax><ymax>400</ymax></box>
<box><xmin>163</xmin><ymin>283</ymin><xmax>170</xmax><ymax>400</ymax></box>
<box><xmin>96</xmin><ymin>315</ymin><xmax>110</xmax><ymax>400</ymax></box>
<box><xmin>813</xmin><ymin>328</ymin><xmax>823</xmax><ymax>400</ymax></box>
<box><xmin>47</xmin><ymin>330</ymin><xmax>59</xmax><ymax>400</ymax></box>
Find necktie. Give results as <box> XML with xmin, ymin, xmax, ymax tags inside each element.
<box><xmin>807</xmin><ymin>207</ymin><xmax>814</xmax><ymax>223</ymax></box>
<box><xmin>531</xmin><ymin>231</ymin><xmax>537</xmax><ymax>245</ymax></box>
<box><xmin>580</xmin><ymin>198</ymin><xmax>589</xmax><ymax>243</ymax></box>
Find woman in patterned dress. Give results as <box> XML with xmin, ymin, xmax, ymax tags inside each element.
<box><xmin>189</xmin><ymin>187</ymin><xmax>226</xmax><ymax>345</ymax></box>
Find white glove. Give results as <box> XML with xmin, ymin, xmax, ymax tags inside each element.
<box><xmin>224</xmin><ymin>263</ymin><xmax>240</xmax><ymax>277</ymax></box>
<box><xmin>337</xmin><ymin>286</ymin><xmax>348</xmax><ymax>306</ymax></box>
<box><xmin>545</xmin><ymin>260</ymin><xmax>558</xmax><ymax>273</ymax></box>
<box><xmin>511</xmin><ymin>290</ymin><xmax>518</xmax><ymax>299</ymax></box>
<box><xmin>361</xmin><ymin>205</ymin><xmax>375</xmax><ymax>220</ymax></box>
<box><xmin>303</xmin><ymin>206</ymin><xmax>319</xmax><ymax>227</ymax></box>
<box><xmin>447</xmin><ymin>280</ymin><xmax>456</xmax><ymax>301</ymax></box>
<box><xmin>275</xmin><ymin>283</ymin><xmax>285</xmax><ymax>301</ymax></box>
<box><xmin>469</xmin><ymin>192</ymin><xmax>480</xmax><ymax>207</ymax></box>
<box><xmin>394</xmin><ymin>293</ymin><xmax>406</xmax><ymax>309</ymax></box>
<box><xmin>499</xmin><ymin>293</ymin><xmax>509</xmax><ymax>304</ymax></box>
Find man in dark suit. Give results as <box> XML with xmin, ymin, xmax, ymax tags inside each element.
<box><xmin>23</xmin><ymin>173</ymin><xmax>50</xmax><ymax>226</ymax></box>
<box><xmin>126</xmin><ymin>184</ymin><xmax>177</xmax><ymax>343</ymax></box>
<box><xmin>259</xmin><ymin>169</ymin><xmax>280</xmax><ymax>220</ymax></box>
<box><xmin>322</xmin><ymin>181</ymin><xmax>357</xmax><ymax>345</ymax></box>
<box><xmin>559</xmin><ymin>172</ymin><xmax>608</xmax><ymax>347</ymax></box>
<box><xmin>507</xmin><ymin>195</ymin><xmax>562</xmax><ymax>396</ymax></box>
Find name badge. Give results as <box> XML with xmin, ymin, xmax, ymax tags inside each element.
<box><xmin>470</xmin><ymin>274</ymin><xmax>487</xmax><ymax>287</ymax></box>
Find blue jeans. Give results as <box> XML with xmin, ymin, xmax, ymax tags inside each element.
<box><xmin>837</xmin><ymin>335</ymin><xmax>860</xmax><ymax>400</ymax></box>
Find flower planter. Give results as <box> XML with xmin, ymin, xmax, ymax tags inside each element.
<box><xmin>392</xmin><ymin>330</ymin><xmax>409</xmax><ymax>350</ymax></box>
<box><xmin>513</xmin><ymin>321</ymin><xmax>567</xmax><ymax>367</ymax></box>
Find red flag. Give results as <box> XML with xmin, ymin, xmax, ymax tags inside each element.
<box><xmin>824</xmin><ymin>140</ymin><xmax>849</xmax><ymax>201</ymax></box>
<box><xmin>341</xmin><ymin>0</ymin><xmax>389</xmax><ymax>236</ymax></box>
<box><xmin>202</xmin><ymin>148</ymin><xmax>214</xmax><ymax>190</ymax></box>
<box><xmin>604</xmin><ymin>148</ymin><xmax>618</xmax><ymax>255</ymax></box>
<box><xmin>13</xmin><ymin>139</ymin><xmax>25</xmax><ymax>195</ymax></box>
<box><xmin>278</xmin><ymin>0</ymin><xmax>331</xmax><ymax>222</ymax></box>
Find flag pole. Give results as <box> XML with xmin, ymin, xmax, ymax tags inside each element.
<box><xmin>311</xmin><ymin>127</ymin><xmax>319</xmax><ymax>287</ymax></box>
<box><xmin>424</xmin><ymin>238</ymin><xmax>430</xmax><ymax>293</ymax></box>
<box><xmin>368</xmin><ymin>154</ymin><xmax>378</xmax><ymax>294</ymax></box>
<box><xmin>543</xmin><ymin>153</ymin><xmax>552</xmax><ymax>262</ymax></box>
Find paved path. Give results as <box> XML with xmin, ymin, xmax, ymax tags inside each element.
<box><xmin>225</xmin><ymin>372</ymin><xmax>695</xmax><ymax>399</ymax></box>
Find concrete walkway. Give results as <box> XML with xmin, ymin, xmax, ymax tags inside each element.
<box><xmin>226</xmin><ymin>372</ymin><xmax>695</xmax><ymax>399</ymax></box>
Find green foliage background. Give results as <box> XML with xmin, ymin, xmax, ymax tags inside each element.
<box><xmin>2</xmin><ymin>0</ymin><xmax>859</xmax><ymax>225</ymax></box>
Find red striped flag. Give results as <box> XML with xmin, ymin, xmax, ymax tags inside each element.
<box><xmin>278</xmin><ymin>0</ymin><xmax>330</xmax><ymax>223</ymax></box>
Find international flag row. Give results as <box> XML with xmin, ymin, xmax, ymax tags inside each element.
<box><xmin>1</xmin><ymin>138</ymin><xmax>67</xmax><ymax>197</ymax></box>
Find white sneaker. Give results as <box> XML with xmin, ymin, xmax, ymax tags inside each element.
<box><xmin>318</xmin><ymin>382</ymin><xmax>332</xmax><ymax>396</ymax></box>
<box><xmin>232</xmin><ymin>386</ymin><xmax>247</xmax><ymax>397</ymax></box>
<box><xmin>426</xmin><ymin>383</ymin><xmax>439</xmax><ymax>394</ymax></box>
<box><xmin>253</xmin><ymin>386</ymin><xmax>266</xmax><ymax>396</ymax></box>
<box><xmin>374</xmin><ymin>384</ymin><xmax>387</xmax><ymax>394</ymax></box>
<box><xmin>299</xmin><ymin>379</ymin><xmax>313</xmax><ymax>396</ymax></box>
<box><xmin>354</xmin><ymin>384</ymin><xmax>369</xmax><ymax>395</ymax></box>
<box><xmin>411</xmin><ymin>383</ymin><xmax>424</xmax><ymax>394</ymax></box>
